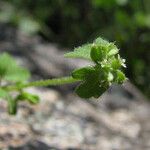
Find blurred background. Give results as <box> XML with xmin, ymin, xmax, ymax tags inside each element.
<box><xmin>0</xmin><ymin>0</ymin><xmax>149</xmax><ymax>97</ymax></box>
<box><xmin>0</xmin><ymin>0</ymin><xmax>150</xmax><ymax>150</ymax></box>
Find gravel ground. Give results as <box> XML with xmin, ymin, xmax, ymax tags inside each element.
<box><xmin>0</xmin><ymin>87</ymin><xmax>150</xmax><ymax>150</ymax></box>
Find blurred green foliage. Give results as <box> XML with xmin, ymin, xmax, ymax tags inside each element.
<box><xmin>0</xmin><ymin>0</ymin><xmax>149</xmax><ymax>97</ymax></box>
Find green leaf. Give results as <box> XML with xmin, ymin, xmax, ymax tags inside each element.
<box><xmin>93</xmin><ymin>86</ymin><xmax>106</xmax><ymax>98</ymax></box>
<box><xmin>75</xmin><ymin>81</ymin><xmax>100</xmax><ymax>98</ymax></box>
<box><xmin>0</xmin><ymin>53</ymin><xmax>30</xmax><ymax>82</ymax></box>
<box><xmin>90</xmin><ymin>45</ymin><xmax>108</xmax><ymax>62</ymax></box>
<box><xmin>72</xmin><ymin>67</ymin><xmax>95</xmax><ymax>79</ymax></box>
<box><xmin>94</xmin><ymin>38</ymin><xmax>119</xmax><ymax>59</ymax></box>
<box><xmin>94</xmin><ymin>37</ymin><xmax>110</xmax><ymax>45</ymax></box>
<box><xmin>75</xmin><ymin>82</ymin><xmax>94</xmax><ymax>98</ymax></box>
<box><xmin>64</xmin><ymin>44</ymin><xmax>92</xmax><ymax>60</ymax></box>
<box><xmin>75</xmin><ymin>71</ymin><xmax>98</xmax><ymax>98</ymax></box>
<box><xmin>0</xmin><ymin>89</ymin><xmax>8</xmax><ymax>98</ymax></box>
<box><xmin>75</xmin><ymin>69</ymin><xmax>106</xmax><ymax>98</ymax></box>
<box><xmin>64</xmin><ymin>37</ymin><xmax>113</xmax><ymax>61</ymax></box>
<box><xmin>5</xmin><ymin>67</ymin><xmax>30</xmax><ymax>82</ymax></box>
<box><xmin>17</xmin><ymin>92</ymin><xmax>39</xmax><ymax>104</ymax></box>
<box><xmin>75</xmin><ymin>81</ymin><xmax>105</xmax><ymax>98</ymax></box>
<box><xmin>0</xmin><ymin>53</ymin><xmax>14</xmax><ymax>77</ymax></box>
<box><xmin>90</xmin><ymin>45</ymin><xmax>103</xmax><ymax>62</ymax></box>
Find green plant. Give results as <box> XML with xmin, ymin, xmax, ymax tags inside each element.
<box><xmin>1</xmin><ymin>0</ymin><xmax>149</xmax><ymax>97</ymax></box>
<box><xmin>0</xmin><ymin>37</ymin><xmax>126</xmax><ymax>115</ymax></box>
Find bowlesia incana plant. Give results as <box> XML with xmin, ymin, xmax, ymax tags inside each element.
<box><xmin>0</xmin><ymin>37</ymin><xmax>126</xmax><ymax>115</ymax></box>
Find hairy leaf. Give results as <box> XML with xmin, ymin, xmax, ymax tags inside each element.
<box><xmin>75</xmin><ymin>80</ymin><xmax>106</xmax><ymax>98</ymax></box>
<box><xmin>90</xmin><ymin>45</ymin><xmax>103</xmax><ymax>62</ymax></box>
<box><xmin>72</xmin><ymin>67</ymin><xmax>95</xmax><ymax>79</ymax></box>
<box><xmin>75</xmin><ymin>69</ymin><xmax>105</xmax><ymax>98</ymax></box>
<box><xmin>94</xmin><ymin>37</ymin><xmax>110</xmax><ymax>45</ymax></box>
<box><xmin>64</xmin><ymin>44</ymin><xmax>92</xmax><ymax>60</ymax></box>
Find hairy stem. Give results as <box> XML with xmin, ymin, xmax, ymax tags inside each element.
<box><xmin>3</xmin><ymin>76</ymin><xmax>81</xmax><ymax>91</ymax></box>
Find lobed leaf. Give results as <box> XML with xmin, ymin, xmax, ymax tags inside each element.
<box><xmin>75</xmin><ymin>69</ymin><xmax>105</xmax><ymax>98</ymax></box>
<box><xmin>76</xmin><ymin>80</ymin><xmax>106</xmax><ymax>98</ymax></box>
<box><xmin>64</xmin><ymin>44</ymin><xmax>92</xmax><ymax>60</ymax></box>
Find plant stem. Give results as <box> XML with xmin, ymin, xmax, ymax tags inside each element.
<box><xmin>3</xmin><ymin>76</ymin><xmax>81</xmax><ymax>91</ymax></box>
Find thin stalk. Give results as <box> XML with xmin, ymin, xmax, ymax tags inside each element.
<box><xmin>3</xmin><ymin>76</ymin><xmax>81</xmax><ymax>91</ymax></box>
